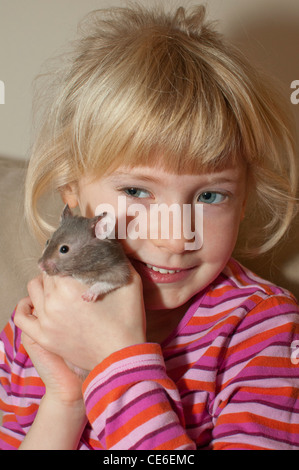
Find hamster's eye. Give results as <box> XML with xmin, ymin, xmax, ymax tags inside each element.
<box><xmin>59</xmin><ymin>245</ymin><xmax>70</xmax><ymax>254</ymax></box>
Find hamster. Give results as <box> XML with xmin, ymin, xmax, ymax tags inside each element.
<box><xmin>37</xmin><ymin>205</ymin><xmax>131</xmax><ymax>378</ymax></box>
<box><xmin>38</xmin><ymin>204</ymin><xmax>131</xmax><ymax>302</ymax></box>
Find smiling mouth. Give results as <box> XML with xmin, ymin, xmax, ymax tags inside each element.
<box><xmin>130</xmin><ymin>259</ymin><xmax>196</xmax><ymax>284</ymax></box>
<box><xmin>145</xmin><ymin>263</ymin><xmax>182</xmax><ymax>274</ymax></box>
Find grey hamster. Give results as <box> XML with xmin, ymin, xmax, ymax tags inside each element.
<box><xmin>38</xmin><ymin>204</ymin><xmax>131</xmax><ymax>302</ymax></box>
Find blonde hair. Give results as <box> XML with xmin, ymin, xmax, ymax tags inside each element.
<box><xmin>25</xmin><ymin>3</ymin><xmax>298</xmax><ymax>255</ymax></box>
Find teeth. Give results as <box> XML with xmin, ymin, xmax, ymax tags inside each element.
<box><xmin>146</xmin><ymin>264</ymin><xmax>181</xmax><ymax>274</ymax></box>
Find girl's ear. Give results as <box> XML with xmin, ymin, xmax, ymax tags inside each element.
<box><xmin>240</xmin><ymin>186</ymin><xmax>250</xmax><ymax>221</ymax></box>
<box><xmin>61</xmin><ymin>183</ymin><xmax>79</xmax><ymax>209</ymax></box>
<box><xmin>240</xmin><ymin>206</ymin><xmax>246</xmax><ymax>221</ymax></box>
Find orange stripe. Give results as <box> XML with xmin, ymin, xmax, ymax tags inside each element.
<box><xmin>87</xmin><ymin>384</ymin><xmax>123</xmax><ymax>422</ymax></box>
<box><xmin>217</xmin><ymin>411</ymin><xmax>299</xmax><ymax>434</ymax></box>
<box><xmin>189</xmin><ymin>308</ymin><xmax>234</xmax><ymax>325</ymax></box>
<box><xmin>154</xmin><ymin>433</ymin><xmax>194</xmax><ymax>450</ymax></box>
<box><xmin>2</xmin><ymin>413</ymin><xmax>17</xmax><ymax>424</ymax></box>
<box><xmin>213</xmin><ymin>441</ymin><xmax>270</xmax><ymax>450</ymax></box>
<box><xmin>217</xmin><ymin>385</ymin><xmax>297</xmax><ymax>412</ymax></box>
<box><xmin>0</xmin><ymin>376</ymin><xmax>10</xmax><ymax>387</ymax></box>
<box><xmin>239</xmin><ymin>385</ymin><xmax>297</xmax><ymax>398</ymax></box>
<box><xmin>184</xmin><ymin>401</ymin><xmax>206</xmax><ymax>415</ymax></box>
<box><xmin>3</xmin><ymin>322</ymin><xmax>14</xmax><ymax>348</ymax></box>
<box><xmin>8</xmin><ymin>403</ymin><xmax>39</xmax><ymax>417</ymax></box>
<box><xmin>11</xmin><ymin>374</ymin><xmax>44</xmax><ymax>388</ymax></box>
<box><xmin>0</xmin><ymin>429</ymin><xmax>22</xmax><ymax>448</ymax></box>
<box><xmin>249</xmin><ymin>295</ymin><xmax>297</xmax><ymax>313</ymax></box>
<box><xmin>204</xmin><ymin>345</ymin><xmax>225</xmax><ymax>358</ymax></box>
<box><xmin>179</xmin><ymin>377</ymin><xmax>215</xmax><ymax>392</ymax></box>
<box><xmin>88</xmin><ymin>437</ymin><xmax>104</xmax><ymax>449</ymax></box>
<box><xmin>207</xmin><ymin>285</ymin><xmax>235</xmax><ymax>298</ymax></box>
<box><xmin>107</xmin><ymin>401</ymin><xmax>172</xmax><ymax>447</ymax></box>
<box><xmin>249</xmin><ymin>355</ymin><xmax>298</xmax><ymax>369</ymax></box>
<box><xmin>225</xmin><ymin>323</ymin><xmax>295</xmax><ymax>360</ymax></box>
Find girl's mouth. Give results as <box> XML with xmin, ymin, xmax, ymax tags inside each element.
<box><xmin>131</xmin><ymin>259</ymin><xmax>196</xmax><ymax>284</ymax></box>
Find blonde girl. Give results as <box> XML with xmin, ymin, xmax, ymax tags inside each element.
<box><xmin>0</xmin><ymin>4</ymin><xmax>298</xmax><ymax>450</ymax></box>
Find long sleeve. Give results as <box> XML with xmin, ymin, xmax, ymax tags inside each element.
<box><xmin>82</xmin><ymin>343</ymin><xmax>196</xmax><ymax>450</ymax></box>
<box><xmin>0</xmin><ymin>313</ymin><xmax>43</xmax><ymax>450</ymax></box>
<box><xmin>209</xmin><ymin>295</ymin><xmax>299</xmax><ymax>450</ymax></box>
<box><xmin>0</xmin><ymin>314</ymin><xmax>24</xmax><ymax>449</ymax></box>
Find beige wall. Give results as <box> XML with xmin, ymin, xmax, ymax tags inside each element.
<box><xmin>0</xmin><ymin>0</ymin><xmax>298</xmax><ymax>160</ymax></box>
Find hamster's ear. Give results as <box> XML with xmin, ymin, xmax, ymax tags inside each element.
<box><xmin>91</xmin><ymin>212</ymin><xmax>116</xmax><ymax>240</ymax></box>
<box><xmin>60</xmin><ymin>204</ymin><xmax>73</xmax><ymax>223</ymax></box>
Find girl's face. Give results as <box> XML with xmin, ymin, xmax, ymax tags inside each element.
<box><xmin>65</xmin><ymin>162</ymin><xmax>247</xmax><ymax>311</ymax></box>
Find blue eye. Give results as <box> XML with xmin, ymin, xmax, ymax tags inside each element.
<box><xmin>198</xmin><ymin>192</ymin><xmax>226</xmax><ymax>204</ymax></box>
<box><xmin>124</xmin><ymin>188</ymin><xmax>150</xmax><ymax>198</ymax></box>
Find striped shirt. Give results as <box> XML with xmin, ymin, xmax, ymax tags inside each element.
<box><xmin>0</xmin><ymin>258</ymin><xmax>298</xmax><ymax>450</ymax></box>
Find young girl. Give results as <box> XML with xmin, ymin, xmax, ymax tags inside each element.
<box><xmin>0</xmin><ymin>4</ymin><xmax>299</xmax><ymax>450</ymax></box>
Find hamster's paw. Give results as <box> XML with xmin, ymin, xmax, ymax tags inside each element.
<box><xmin>82</xmin><ymin>291</ymin><xmax>98</xmax><ymax>302</ymax></box>
<box><xmin>82</xmin><ymin>281</ymin><xmax>116</xmax><ymax>302</ymax></box>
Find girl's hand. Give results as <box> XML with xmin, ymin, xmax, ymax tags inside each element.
<box><xmin>14</xmin><ymin>265</ymin><xmax>146</xmax><ymax>373</ymax></box>
<box><xmin>16</xmin><ymin>298</ymin><xmax>87</xmax><ymax>450</ymax></box>
<box><xmin>16</xmin><ymin>297</ymin><xmax>84</xmax><ymax>404</ymax></box>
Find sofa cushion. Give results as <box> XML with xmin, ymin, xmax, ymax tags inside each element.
<box><xmin>0</xmin><ymin>157</ymin><xmax>61</xmax><ymax>331</ymax></box>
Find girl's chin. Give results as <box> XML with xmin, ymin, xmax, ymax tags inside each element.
<box><xmin>141</xmin><ymin>281</ymin><xmax>193</xmax><ymax>311</ymax></box>
<box><xmin>130</xmin><ymin>258</ymin><xmax>203</xmax><ymax>309</ymax></box>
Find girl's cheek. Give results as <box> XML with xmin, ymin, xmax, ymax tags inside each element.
<box><xmin>120</xmin><ymin>237</ymin><xmax>143</xmax><ymax>256</ymax></box>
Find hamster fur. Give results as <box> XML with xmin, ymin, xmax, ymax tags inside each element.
<box><xmin>38</xmin><ymin>205</ymin><xmax>131</xmax><ymax>378</ymax></box>
<box><xmin>38</xmin><ymin>204</ymin><xmax>131</xmax><ymax>302</ymax></box>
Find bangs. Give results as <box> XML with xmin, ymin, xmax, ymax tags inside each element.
<box><xmin>63</xmin><ymin>8</ymin><xmax>257</xmax><ymax>178</ymax></box>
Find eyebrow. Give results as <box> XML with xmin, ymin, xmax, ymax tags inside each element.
<box><xmin>204</xmin><ymin>176</ymin><xmax>239</xmax><ymax>185</ymax></box>
<box><xmin>107</xmin><ymin>172</ymin><xmax>164</xmax><ymax>185</ymax></box>
<box><xmin>108</xmin><ymin>171</ymin><xmax>239</xmax><ymax>186</ymax></box>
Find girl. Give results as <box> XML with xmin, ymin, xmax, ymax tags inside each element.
<box><xmin>0</xmin><ymin>4</ymin><xmax>299</xmax><ymax>450</ymax></box>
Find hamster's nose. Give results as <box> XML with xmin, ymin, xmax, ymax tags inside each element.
<box><xmin>38</xmin><ymin>260</ymin><xmax>45</xmax><ymax>272</ymax></box>
<box><xmin>38</xmin><ymin>259</ymin><xmax>56</xmax><ymax>274</ymax></box>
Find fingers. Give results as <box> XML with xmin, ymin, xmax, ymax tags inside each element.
<box><xmin>14</xmin><ymin>296</ymin><xmax>39</xmax><ymax>335</ymax></box>
<box><xmin>14</xmin><ymin>276</ymin><xmax>46</xmax><ymax>337</ymax></box>
<box><xmin>16</xmin><ymin>296</ymin><xmax>33</xmax><ymax>315</ymax></box>
<box><xmin>26</xmin><ymin>275</ymin><xmax>46</xmax><ymax>314</ymax></box>
<box><xmin>25</xmin><ymin>273</ymin><xmax>60</xmax><ymax>315</ymax></box>
<box><xmin>42</xmin><ymin>272</ymin><xmax>86</xmax><ymax>300</ymax></box>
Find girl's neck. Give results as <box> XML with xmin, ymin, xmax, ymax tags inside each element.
<box><xmin>145</xmin><ymin>300</ymin><xmax>191</xmax><ymax>344</ymax></box>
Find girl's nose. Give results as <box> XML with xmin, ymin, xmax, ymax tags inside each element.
<box><xmin>151</xmin><ymin>236</ymin><xmax>192</xmax><ymax>254</ymax></box>
<box><xmin>147</xmin><ymin>203</ymin><xmax>203</xmax><ymax>253</ymax></box>
<box><xmin>150</xmin><ymin>227</ymin><xmax>201</xmax><ymax>254</ymax></box>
